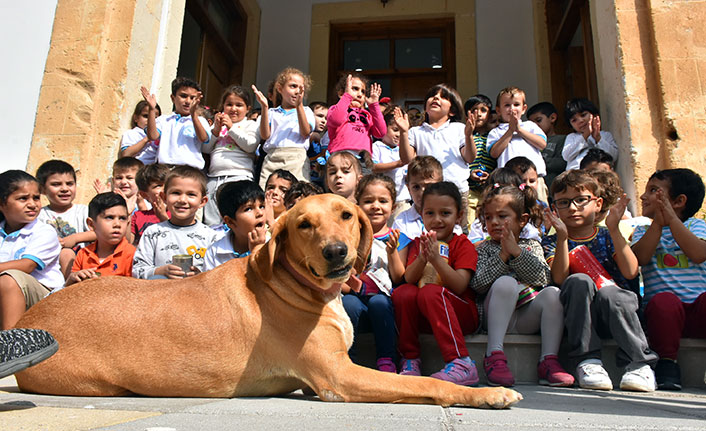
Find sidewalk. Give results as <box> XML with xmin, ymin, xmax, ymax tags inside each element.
<box><xmin>2</xmin><ymin>375</ymin><xmax>705</xmax><ymax>430</ymax></box>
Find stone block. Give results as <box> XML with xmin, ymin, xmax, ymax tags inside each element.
<box><xmin>33</xmin><ymin>86</ymin><xmax>69</xmax><ymax>135</ymax></box>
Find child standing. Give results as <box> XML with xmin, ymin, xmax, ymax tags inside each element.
<box><xmin>397</xmin><ymin>84</ymin><xmax>476</xmax><ymax>229</ymax></box>
<box><xmin>325</xmin><ymin>151</ymin><xmax>363</xmax><ymax>203</ymax></box>
<box><xmin>203</xmin><ymin>181</ymin><xmax>267</xmax><ymax>270</ymax></box>
<box><xmin>141</xmin><ymin>77</ymin><xmax>211</xmax><ymax>169</ymax></box>
<box><xmin>542</xmin><ymin>170</ymin><xmax>657</xmax><ymax>392</ymax></box>
<box><xmin>464</xmin><ymin>95</ymin><xmax>497</xmax><ymax>224</ymax></box>
<box><xmin>132</xmin><ymin>166</ymin><xmax>218</xmax><ymax>279</ymax></box>
<box><xmin>527</xmin><ymin>102</ymin><xmax>566</xmax><ymax>188</ymax></box>
<box><xmin>0</xmin><ymin>170</ymin><xmax>63</xmax><ymax>329</ymax></box>
<box><xmin>487</xmin><ymin>87</ymin><xmax>548</xmax><ymax>202</ymax></box>
<box><xmin>326</xmin><ymin>73</ymin><xmax>386</xmax><ymax>155</ymax></box>
<box><xmin>342</xmin><ymin>174</ymin><xmax>406</xmax><ymax>372</ymax></box>
<box><xmin>372</xmin><ymin>106</ymin><xmax>411</xmax><ymax>208</ymax></box>
<box><xmin>632</xmin><ymin>169</ymin><xmax>706</xmax><ymax>390</ymax></box>
<box><xmin>252</xmin><ymin>68</ymin><xmax>315</xmax><ymax>188</ymax></box>
<box><xmin>65</xmin><ymin>192</ymin><xmax>135</xmax><ymax>286</ymax></box>
<box><xmin>132</xmin><ymin>163</ymin><xmax>170</xmax><ymax>245</ymax></box>
<box><xmin>393</xmin><ymin>182</ymin><xmax>480</xmax><ymax>386</ymax></box>
<box><xmin>472</xmin><ymin>184</ymin><xmax>573</xmax><ymax>387</ymax></box>
<box><xmin>202</xmin><ymin>85</ymin><xmax>259</xmax><ymax>226</ymax></box>
<box><xmin>119</xmin><ymin>100</ymin><xmax>162</xmax><ymax>163</ymax></box>
<box><xmin>562</xmin><ymin>98</ymin><xmax>618</xmax><ymax>171</ymax></box>
<box><xmin>35</xmin><ymin>160</ymin><xmax>95</xmax><ymax>279</ymax></box>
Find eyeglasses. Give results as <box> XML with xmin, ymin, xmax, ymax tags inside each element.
<box><xmin>553</xmin><ymin>195</ymin><xmax>597</xmax><ymax>210</ymax></box>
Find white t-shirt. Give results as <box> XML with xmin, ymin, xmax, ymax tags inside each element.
<box><xmin>38</xmin><ymin>204</ymin><xmax>89</xmax><ymax>244</ymax></box>
<box><xmin>409</xmin><ymin>121</ymin><xmax>469</xmax><ymax>193</ymax></box>
<box><xmin>260</xmin><ymin>106</ymin><xmax>315</xmax><ymax>153</ymax></box>
<box><xmin>371</xmin><ymin>141</ymin><xmax>410</xmax><ymax>203</ymax></box>
<box><xmin>562</xmin><ymin>130</ymin><xmax>618</xmax><ymax>170</ymax></box>
<box><xmin>155</xmin><ymin>112</ymin><xmax>212</xmax><ymax>169</ymax></box>
<box><xmin>203</xmin><ymin>118</ymin><xmax>259</xmax><ymax>178</ymax></box>
<box><xmin>0</xmin><ymin>219</ymin><xmax>63</xmax><ymax>290</ymax></box>
<box><xmin>120</xmin><ymin>126</ymin><xmax>158</xmax><ymax>164</ymax></box>
<box><xmin>203</xmin><ymin>232</ymin><xmax>252</xmax><ymax>271</ymax></box>
<box><xmin>487</xmin><ymin>121</ymin><xmax>547</xmax><ymax>176</ymax></box>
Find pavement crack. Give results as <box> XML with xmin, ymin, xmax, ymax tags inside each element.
<box><xmin>440</xmin><ymin>406</ymin><xmax>455</xmax><ymax>431</ymax></box>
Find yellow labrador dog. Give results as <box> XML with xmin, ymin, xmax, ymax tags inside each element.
<box><xmin>15</xmin><ymin>194</ymin><xmax>521</xmax><ymax>408</ymax></box>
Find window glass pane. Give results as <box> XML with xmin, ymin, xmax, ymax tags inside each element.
<box><xmin>343</xmin><ymin>40</ymin><xmax>390</xmax><ymax>71</ymax></box>
<box><xmin>395</xmin><ymin>38</ymin><xmax>442</xmax><ymax>69</ymax></box>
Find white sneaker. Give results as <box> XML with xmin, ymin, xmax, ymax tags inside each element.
<box><xmin>577</xmin><ymin>359</ymin><xmax>613</xmax><ymax>390</ymax></box>
<box><xmin>620</xmin><ymin>363</ymin><xmax>657</xmax><ymax>392</ymax></box>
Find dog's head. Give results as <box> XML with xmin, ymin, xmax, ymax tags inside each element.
<box><xmin>252</xmin><ymin>194</ymin><xmax>373</xmax><ymax>291</ymax></box>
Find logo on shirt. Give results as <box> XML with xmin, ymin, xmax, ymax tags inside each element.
<box><xmin>656</xmin><ymin>252</ymin><xmax>689</xmax><ymax>269</ymax></box>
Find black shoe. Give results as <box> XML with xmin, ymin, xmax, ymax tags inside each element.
<box><xmin>655</xmin><ymin>358</ymin><xmax>682</xmax><ymax>390</ymax></box>
<box><xmin>0</xmin><ymin>328</ymin><xmax>58</xmax><ymax>379</ymax></box>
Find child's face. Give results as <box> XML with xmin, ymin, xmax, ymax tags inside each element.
<box><xmin>382</xmin><ymin>123</ymin><xmax>401</xmax><ymax>147</ymax></box>
<box><xmin>569</xmin><ymin>111</ymin><xmax>593</xmax><ymax>133</ymax></box>
<box><xmin>640</xmin><ymin>177</ymin><xmax>672</xmax><ymax>219</ymax></box>
<box><xmin>488</xmin><ymin>111</ymin><xmax>500</xmax><ymax>129</ymax></box>
<box><xmin>469</xmin><ymin>103</ymin><xmax>490</xmax><ymax>128</ymax></box>
<box><xmin>408</xmin><ymin>108</ymin><xmax>423</xmax><ymax>126</ymax></box>
<box><xmin>326</xmin><ymin>157</ymin><xmax>360</xmax><ymax>200</ymax></box>
<box><xmin>225</xmin><ymin>198</ymin><xmax>266</xmax><ymax>243</ymax></box>
<box><xmin>528</xmin><ymin>112</ymin><xmax>555</xmax><ymax>135</ymax></box>
<box><xmin>346</xmin><ymin>77</ymin><xmax>366</xmax><ymax>108</ymax></box>
<box><xmin>89</xmin><ymin>206</ymin><xmax>129</xmax><ymax>247</ymax></box>
<box><xmin>265</xmin><ymin>175</ymin><xmax>292</xmax><ymax>215</ymax></box>
<box><xmin>497</xmin><ymin>93</ymin><xmax>526</xmax><ymax>122</ymax></box>
<box><xmin>313</xmin><ymin>106</ymin><xmax>328</xmax><ymax>132</ymax></box>
<box><xmin>171</xmin><ymin>86</ymin><xmax>200</xmax><ymax>116</ymax></box>
<box><xmin>134</xmin><ymin>105</ymin><xmax>150</xmax><ymax>129</ymax></box>
<box><xmin>112</xmin><ymin>168</ymin><xmax>139</xmax><ymax>199</ymax></box>
<box><xmin>358</xmin><ymin>182</ymin><xmax>394</xmax><ymax>233</ymax></box>
<box><xmin>425</xmin><ymin>91</ymin><xmax>453</xmax><ymax>122</ymax></box>
<box><xmin>139</xmin><ymin>181</ymin><xmax>164</xmax><ymax>205</ymax></box>
<box><xmin>407</xmin><ymin>172</ymin><xmax>442</xmax><ymax>211</ymax></box>
<box><xmin>223</xmin><ymin>94</ymin><xmax>249</xmax><ymax>123</ymax></box>
<box><xmin>483</xmin><ymin>195</ymin><xmax>527</xmax><ymax>243</ymax></box>
<box><xmin>422</xmin><ymin>194</ymin><xmax>460</xmax><ymax>243</ymax></box>
<box><xmin>552</xmin><ymin>187</ymin><xmax>603</xmax><ymax>230</ymax></box>
<box><xmin>163</xmin><ymin>177</ymin><xmax>207</xmax><ymax>223</ymax></box>
<box><xmin>516</xmin><ymin>167</ymin><xmax>539</xmax><ymax>192</ymax></box>
<box><xmin>0</xmin><ymin>181</ymin><xmax>41</xmax><ymax>231</ymax></box>
<box><xmin>278</xmin><ymin>74</ymin><xmax>305</xmax><ymax>108</ymax></box>
<box><xmin>42</xmin><ymin>172</ymin><xmax>76</xmax><ymax>210</ymax></box>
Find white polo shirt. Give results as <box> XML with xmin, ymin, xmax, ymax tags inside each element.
<box><xmin>260</xmin><ymin>106</ymin><xmax>315</xmax><ymax>153</ymax></box>
<box><xmin>154</xmin><ymin>112</ymin><xmax>212</xmax><ymax>169</ymax></box>
<box><xmin>409</xmin><ymin>121</ymin><xmax>469</xmax><ymax>193</ymax></box>
<box><xmin>487</xmin><ymin>121</ymin><xmax>547</xmax><ymax>176</ymax></box>
<box><xmin>371</xmin><ymin>141</ymin><xmax>411</xmax><ymax>203</ymax></box>
<box><xmin>0</xmin><ymin>219</ymin><xmax>63</xmax><ymax>290</ymax></box>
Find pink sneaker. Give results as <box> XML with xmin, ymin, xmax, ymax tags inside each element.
<box><xmin>538</xmin><ymin>355</ymin><xmax>575</xmax><ymax>387</ymax></box>
<box><xmin>430</xmin><ymin>357</ymin><xmax>479</xmax><ymax>386</ymax></box>
<box><xmin>484</xmin><ymin>350</ymin><xmax>515</xmax><ymax>387</ymax></box>
<box><xmin>377</xmin><ymin>357</ymin><xmax>397</xmax><ymax>373</ymax></box>
<box><xmin>399</xmin><ymin>358</ymin><xmax>421</xmax><ymax>376</ymax></box>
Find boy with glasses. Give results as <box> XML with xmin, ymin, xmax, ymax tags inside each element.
<box><xmin>542</xmin><ymin>170</ymin><xmax>658</xmax><ymax>392</ymax></box>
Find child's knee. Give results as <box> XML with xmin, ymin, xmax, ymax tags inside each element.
<box><xmin>391</xmin><ymin>283</ymin><xmax>417</xmax><ymax>305</ymax></box>
<box><xmin>596</xmin><ymin>284</ymin><xmax>638</xmax><ymax>312</ymax></box>
<box><xmin>368</xmin><ymin>294</ymin><xmax>392</xmax><ymax>311</ymax></box>
<box><xmin>0</xmin><ymin>274</ymin><xmax>20</xmax><ymax>292</ymax></box>
<box><xmin>559</xmin><ymin>273</ymin><xmax>595</xmax><ymax>298</ymax></box>
<box><xmin>645</xmin><ymin>291</ymin><xmax>681</xmax><ymax>316</ymax></box>
<box><xmin>490</xmin><ymin>275</ymin><xmax>520</xmax><ymax>297</ymax></box>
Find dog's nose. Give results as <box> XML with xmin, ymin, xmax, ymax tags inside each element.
<box><xmin>322</xmin><ymin>242</ymin><xmax>348</xmax><ymax>263</ymax></box>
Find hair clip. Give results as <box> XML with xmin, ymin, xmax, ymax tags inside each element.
<box><xmin>493</xmin><ymin>183</ymin><xmax>500</xmax><ymax>189</ymax></box>
<box><xmin>519</xmin><ymin>183</ymin><xmax>526</xmax><ymax>191</ymax></box>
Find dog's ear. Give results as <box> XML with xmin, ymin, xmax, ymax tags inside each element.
<box><xmin>354</xmin><ymin>205</ymin><xmax>373</xmax><ymax>275</ymax></box>
<box><xmin>252</xmin><ymin>210</ymin><xmax>287</xmax><ymax>281</ymax></box>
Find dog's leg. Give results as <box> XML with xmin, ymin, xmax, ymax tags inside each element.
<box><xmin>303</xmin><ymin>353</ymin><xmax>521</xmax><ymax>408</ymax></box>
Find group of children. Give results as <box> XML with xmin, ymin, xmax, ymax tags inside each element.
<box><xmin>1</xmin><ymin>68</ymin><xmax>704</xmax><ymax>393</ymax></box>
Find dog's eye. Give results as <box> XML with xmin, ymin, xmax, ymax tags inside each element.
<box><xmin>341</xmin><ymin>211</ymin><xmax>353</xmax><ymax>220</ymax></box>
<box><xmin>298</xmin><ymin>220</ymin><xmax>312</xmax><ymax>229</ymax></box>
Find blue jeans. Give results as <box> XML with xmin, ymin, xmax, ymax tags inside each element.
<box><xmin>342</xmin><ymin>293</ymin><xmax>397</xmax><ymax>364</ymax></box>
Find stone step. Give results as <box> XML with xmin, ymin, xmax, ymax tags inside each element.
<box><xmin>355</xmin><ymin>334</ymin><xmax>706</xmax><ymax>388</ymax></box>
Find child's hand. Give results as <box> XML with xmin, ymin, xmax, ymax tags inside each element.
<box><xmin>140</xmin><ymin>86</ymin><xmax>157</xmax><ymax>111</ymax></box>
<box><xmin>150</xmin><ymin>194</ymin><xmax>169</xmax><ymax>221</ymax></box>
<box><xmin>606</xmin><ymin>194</ymin><xmax>629</xmax><ymax>230</ymax></box>
<box><xmin>248</xmin><ymin>225</ymin><xmax>267</xmax><ymax>251</ymax></box>
<box><xmin>393</xmin><ymin>107</ymin><xmax>409</xmax><ymax>133</ymax></box>
<box><xmin>508</xmin><ymin>110</ymin><xmax>521</xmax><ymax>132</ymax></box>
<box><xmin>61</xmin><ymin>235</ymin><xmax>78</xmax><ymax>249</ymax></box>
<box><xmin>544</xmin><ymin>207</ymin><xmax>568</xmax><ymax>241</ymax></box>
<box><xmin>655</xmin><ymin>189</ymin><xmax>680</xmax><ymax>227</ymax></box>
<box><xmin>67</xmin><ymin>268</ymin><xmax>99</xmax><ymax>284</ymax></box>
<box><xmin>264</xmin><ymin>189</ymin><xmax>277</xmax><ymax>225</ymax></box>
<box><xmin>189</xmin><ymin>91</ymin><xmax>203</xmax><ymax>116</ymax></box>
<box><xmin>252</xmin><ymin>85</ymin><xmax>269</xmax><ymax>109</ymax></box>
<box><xmin>221</xmin><ymin>113</ymin><xmax>233</xmax><ymax>130</ymax></box>
<box><xmin>163</xmin><ymin>264</ymin><xmax>195</xmax><ymax>279</ymax></box>
<box><xmin>114</xmin><ymin>188</ymin><xmax>137</xmax><ymax>214</ymax></box>
<box><xmin>499</xmin><ymin>221</ymin><xmax>521</xmax><ymax>262</ymax></box>
<box><xmin>469</xmin><ymin>169</ymin><xmax>488</xmax><ymax>184</ymax></box>
<box><xmin>213</xmin><ymin>112</ymin><xmax>223</xmax><ymax>133</ymax></box>
<box><xmin>366</xmin><ymin>82</ymin><xmax>382</xmax><ymax>105</ymax></box>
<box><xmin>465</xmin><ymin>112</ymin><xmax>477</xmax><ymax>137</ymax></box>
<box><xmin>93</xmin><ymin>178</ymin><xmax>110</xmax><ymax>194</ymax></box>
<box><xmin>423</xmin><ymin>231</ymin><xmax>441</xmax><ymax>263</ymax></box>
<box><xmin>386</xmin><ymin>229</ymin><xmax>400</xmax><ymax>255</ymax></box>
<box><xmin>591</xmin><ymin>115</ymin><xmax>602</xmax><ymax>141</ymax></box>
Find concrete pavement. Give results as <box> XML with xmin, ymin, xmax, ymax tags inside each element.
<box><xmin>1</xmin><ymin>374</ymin><xmax>705</xmax><ymax>430</ymax></box>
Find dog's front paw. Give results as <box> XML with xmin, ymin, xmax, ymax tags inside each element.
<box><xmin>475</xmin><ymin>387</ymin><xmax>523</xmax><ymax>409</ymax></box>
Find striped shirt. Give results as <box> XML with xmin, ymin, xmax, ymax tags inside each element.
<box><xmin>632</xmin><ymin>217</ymin><xmax>706</xmax><ymax>303</ymax></box>
<box><xmin>468</xmin><ymin>133</ymin><xmax>496</xmax><ymax>191</ymax></box>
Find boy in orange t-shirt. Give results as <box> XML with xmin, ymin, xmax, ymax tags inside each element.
<box><xmin>65</xmin><ymin>192</ymin><xmax>135</xmax><ymax>286</ymax></box>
